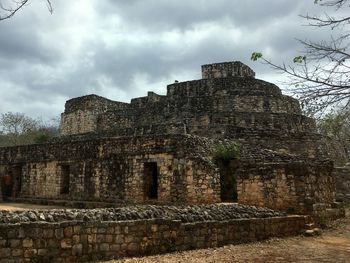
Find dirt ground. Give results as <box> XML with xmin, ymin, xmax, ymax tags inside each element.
<box><xmin>1</xmin><ymin>203</ymin><xmax>349</xmax><ymax>262</ymax></box>
<box><xmin>0</xmin><ymin>202</ymin><xmax>65</xmax><ymax>211</ymax></box>
<box><xmin>106</xmin><ymin>210</ymin><xmax>350</xmax><ymax>263</ymax></box>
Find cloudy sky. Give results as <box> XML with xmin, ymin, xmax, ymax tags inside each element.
<box><xmin>0</xmin><ymin>0</ymin><xmax>333</xmax><ymax>119</ymax></box>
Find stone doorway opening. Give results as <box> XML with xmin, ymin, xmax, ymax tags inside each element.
<box><xmin>219</xmin><ymin>160</ymin><xmax>238</xmax><ymax>202</ymax></box>
<box><xmin>144</xmin><ymin>162</ymin><xmax>158</xmax><ymax>199</ymax></box>
<box><xmin>11</xmin><ymin>166</ymin><xmax>23</xmax><ymax>198</ymax></box>
<box><xmin>2</xmin><ymin>165</ymin><xmax>23</xmax><ymax>199</ymax></box>
<box><xmin>60</xmin><ymin>165</ymin><xmax>70</xmax><ymax>194</ymax></box>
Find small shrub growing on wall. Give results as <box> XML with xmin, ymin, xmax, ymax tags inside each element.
<box><xmin>211</xmin><ymin>142</ymin><xmax>240</xmax><ymax>202</ymax></box>
<box><xmin>211</xmin><ymin>142</ymin><xmax>240</xmax><ymax>164</ymax></box>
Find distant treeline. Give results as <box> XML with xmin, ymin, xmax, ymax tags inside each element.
<box><xmin>0</xmin><ymin>112</ymin><xmax>59</xmax><ymax>147</ymax></box>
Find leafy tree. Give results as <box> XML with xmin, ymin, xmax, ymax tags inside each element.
<box><xmin>252</xmin><ymin>0</ymin><xmax>350</xmax><ymax>115</ymax></box>
<box><xmin>0</xmin><ymin>0</ymin><xmax>52</xmax><ymax>21</ymax></box>
<box><xmin>211</xmin><ymin>142</ymin><xmax>240</xmax><ymax>164</ymax></box>
<box><xmin>0</xmin><ymin>112</ymin><xmax>58</xmax><ymax>146</ymax></box>
<box><xmin>318</xmin><ymin>108</ymin><xmax>350</xmax><ymax>164</ymax></box>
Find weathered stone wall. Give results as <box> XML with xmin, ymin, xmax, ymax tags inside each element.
<box><xmin>88</xmin><ymin>75</ymin><xmax>323</xmax><ymax>159</ymax></box>
<box><xmin>334</xmin><ymin>166</ymin><xmax>350</xmax><ymax>202</ymax></box>
<box><xmin>0</xmin><ymin>61</ymin><xmax>338</xmax><ymax>219</ymax></box>
<box><xmin>201</xmin><ymin>61</ymin><xmax>256</xmax><ymax>78</ymax></box>
<box><xmin>21</xmin><ymin>162</ymin><xmax>61</xmax><ymax>198</ymax></box>
<box><xmin>0</xmin><ymin>133</ymin><xmax>338</xmax><ymax>214</ymax></box>
<box><xmin>60</xmin><ymin>95</ymin><xmax>129</xmax><ymax>136</ymax></box>
<box><xmin>236</xmin><ymin>160</ymin><xmax>335</xmax><ymax>214</ymax></box>
<box><xmin>59</xmin><ymin>62</ymin><xmax>319</xmax><ymax>153</ymax></box>
<box><xmin>0</xmin><ymin>215</ymin><xmax>308</xmax><ymax>262</ymax></box>
<box><xmin>0</xmin><ymin>135</ymin><xmax>220</xmax><ymax>204</ymax></box>
<box><xmin>60</xmin><ymin>110</ymin><xmax>98</xmax><ymax>136</ymax></box>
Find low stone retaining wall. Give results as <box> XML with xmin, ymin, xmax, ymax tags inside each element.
<box><xmin>0</xmin><ymin>215</ymin><xmax>308</xmax><ymax>263</ymax></box>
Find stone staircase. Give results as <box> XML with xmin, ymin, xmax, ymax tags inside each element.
<box><xmin>304</xmin><ymin>222</ymin><xmax>322</xmax><ymax>236</ymax></box>
<box><xmin>312</xmin><ymin>202</ymin><xmax>346</xmax><ymax>226</ymax></box>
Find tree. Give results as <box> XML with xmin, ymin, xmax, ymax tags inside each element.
<box><xmin>0</xmin><ymin>112</ymin><xmax>59</xmax><ymax>146</ymax></box>
<box><xmin>317</xmin><ymin>107</ymin><xmax>350</xmax><ymax>164</ymax></box>
<box><xmin>1</xmin><ymin>112</ymin><xmax>37</xmax><ymax>133</ymax></box>
<box><xmin>0</xmin><ymin>0</ymin><xmax>52</xmax><ymax>21</ymax></box>
<box><xmin>252</xmin><ymin>0</ymin><xmax>350</xmax><ymax>115</ymax></box>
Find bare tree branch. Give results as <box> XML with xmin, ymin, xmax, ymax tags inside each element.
<box><xmin>253</xmin><ymin>0</ymin><xmax>350</xmax><ymax>116</ymax></box>
<box><xmin>0</xmin><ymin>0</ymin><xmax>53</xmax><ymax>21</ymax></box>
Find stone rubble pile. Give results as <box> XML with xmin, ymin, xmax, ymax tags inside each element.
<box><xmin>0</xmin><ymin>204</ymin><xmax>285</xmax><ymax>224</ymax></box>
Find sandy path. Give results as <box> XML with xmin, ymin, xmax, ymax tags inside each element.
<box><xmin>0</xmin><ymin>202</ymin><xmax>65</xmax><ymax>211</ymax></box>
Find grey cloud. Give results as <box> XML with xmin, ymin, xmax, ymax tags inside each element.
<box><xmin>101</xmin><ymin>0</ymin><xmax>303</xmax><ymax>31</ymax></box>
<box><xmin>0</xmin><ymin>3</ymin><xmax>62</xmax><ymax>64</ymax></box>
<box><xmin>0</xmin><ymin>0</ymin><xmax>335</xmax><ymax>118</ymax></box>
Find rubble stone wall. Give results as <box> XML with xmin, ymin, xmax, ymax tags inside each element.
<box><xmin>0</xmin><ymin>215</ymin><xmax>308</xmax><ymax>262</ymax></box>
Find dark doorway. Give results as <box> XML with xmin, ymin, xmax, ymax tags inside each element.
<box><xmin>219</xmin><ymin>160</ymin><xmax>237</xmax><ymax>202</ymax></box>
<box><xmin>144</xmin><ymin>162</ymin><xmax>158</xmax><ymax>199</ymax></box>
<box><xmin>11</xmin><ymin>166</ymin><xmax>23</xmax><ymax>198</ymax></box>
<box><xmin>1</xmin><ymin>165</ymin><xmax>23</xmax><ymax>199</ymax></box>
<box><xmin>60</xmin><ymin>165</ymin><xmax>70</xmax><ymax>194</ymax></box>
<box><xmin>2</xmin><ymin>170</ymin><xmax>13</xmax><ymax>199</ymax></box>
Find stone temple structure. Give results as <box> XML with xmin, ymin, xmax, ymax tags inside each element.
<box><xmin>0</xmin><ymin>61</ymin><xmax>342</xmax><ymax>217</ymax></box>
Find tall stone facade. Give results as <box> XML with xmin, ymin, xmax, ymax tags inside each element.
<box><xmin>0</xmin><ymin>61</ymin><xmax>340</xmax><ymax>215</ymax></box>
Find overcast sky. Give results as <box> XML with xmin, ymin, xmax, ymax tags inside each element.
<box><xmin>0</xmin><ymin>0</ymin><xmax>332</xmax><ymax>119</ymax></box>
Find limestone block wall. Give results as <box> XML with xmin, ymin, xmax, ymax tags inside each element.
<box><xmin>30</xmin><ymin>154</ymin><xmax>217</xmax><ymax>204</ymax></box>
<box><xmin>0</xmin><ymin>132</ymin><xmax>336</xmax><ymax>215</ymax></box>
<box><xmin>201</xmin><ymin>61</ymin><xmax>256</xmax><ymax>78</ymax></box>
<box><xmin>0</xmin><ymin>135</ymin><xmax>220</xmax><ymax>204</ymax></box>
<box><xmin>55</xmin><ymin>62</ymin><xmax>329</xmax><ymax>189</ymax></box>
<box><xmin>60</xmin><ymin>110</ymin><xmax>98</xmax><ymax>135</ymax></box>
<box><xmin>0</xmin><ymin>215</ymin><xmax>308</xmax><ymax>262</ymax></box>
<box><xmin>93</xmin><ymin>77</ymin><xmax>319</xmax><ymax>158</ymax></box>
<box><xmin>64</xmin><ymin>95</ymin><xmax>129</xmax><ymax>114</ymax></box>
<box><xmin>60</xmin><ymin>62</ymin><xmax>318</xmax><ymax>146</ymax></box>
<box><xmin>130</xmin><ymin>91</ymin><xmax>166</xmax><ymax>107</ymax></box>
<box><xmin>224</xmin><ymin>130</ymin><xmax>325</xmax><ymax>159</ymax></box>
<box><xmin>20</xmin><ymin>162</ymin><xmax>61</xmax><ymax>198</ymax></box>
<box><xmin>97</xmin><ymin>111</ymin><xmax>135</xmax><ymax>131</ymax></box>
<box><xmin>60</xmin><ymin>95</ymin><xmax>129</xmax><ymax>136</ymax></box>
<box><xmin>236</xmin><ymin>160</ymin><xmax>335</xmax><ymax>214</ymax></box>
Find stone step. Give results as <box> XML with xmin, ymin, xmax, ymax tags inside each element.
<box><xmin>304</xmin><ymin>228</ymin><xmax>322</xmax><ymax>237</ymax></box>
<box><xmin>305</xmin><ymin>223</ymin><xmax>315</xmax><ymax>230</ymax></box>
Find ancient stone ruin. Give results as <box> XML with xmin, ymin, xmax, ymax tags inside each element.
<box><xmin>0</xmin><ymin>61</ymin><xmax>343</xmax><ymax>216</ymax></box>
<box><xmin>0</xmin><ymin>61</ymin><xmax>346</xmax><ymax>262</ymax></box>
